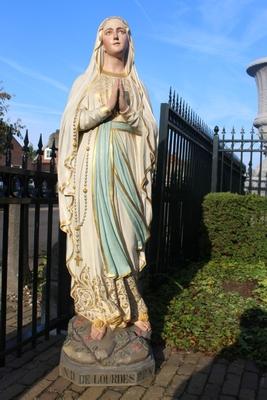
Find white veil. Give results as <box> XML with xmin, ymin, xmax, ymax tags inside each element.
<box><xmin>58</xmin><ymin>16</ymin><xmax>158</xmax><ymax>234</ymax></box>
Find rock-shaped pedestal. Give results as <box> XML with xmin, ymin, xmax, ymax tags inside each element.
<box><xmin>59</xmin><ymin>315</ymin><xmax>155</xmax><ymax>386</ymax></box>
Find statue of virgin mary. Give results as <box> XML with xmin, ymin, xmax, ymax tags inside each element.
<box><xmin>58</xmin><ymin>16</ymin><xmax>157</xmax><ymax>342</ymax></box>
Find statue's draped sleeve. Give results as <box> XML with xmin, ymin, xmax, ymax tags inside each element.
<box><xmin>58</xmin><ymin>86</ymin><xmax>112</xmax><ymax>233</ymax></box>
<box><xmin>79</xmin><ymin>97</ymin><xmax>112</xmax><ymax>131</ymax></box>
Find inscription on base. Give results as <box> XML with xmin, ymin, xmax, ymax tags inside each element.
<box><xmin>61</xmin><ymin>365</ymin><xmax>154</xmax><ymax>386</ymax></box>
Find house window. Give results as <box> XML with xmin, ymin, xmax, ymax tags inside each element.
<box><xmin>44</xmin><ymin>148</ymin><xmax>52</xmax><ymax>160</ymax></box>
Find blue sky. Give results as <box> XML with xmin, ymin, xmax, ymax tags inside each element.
<box><xmin>1</xmin><ymin>0</ymin><xmax>267</xmax><ymax>147</ymax></box>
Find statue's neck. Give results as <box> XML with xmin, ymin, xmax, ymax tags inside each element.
<box><xmin>102</xmin><ymin>53</ymin><xmax>125</xmax><ymax>75</ymax></box>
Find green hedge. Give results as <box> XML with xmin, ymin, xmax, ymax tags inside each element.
<box><xmin>202</xmin><ymin>192</ymin><xmax>267</xmax><ymax>262</ymax></box>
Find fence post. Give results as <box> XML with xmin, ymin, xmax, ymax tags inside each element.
<box><xmin>211</xmin><ymin>126</ymin><xmax>219</xmax><ymax>192</ymax></box>
<box><xmin>7</xmin><ymin>205</ymin><xmax>20</xmax><ymax>293</ymax></box>
<box><xmin>149</xmin><ymin>103</ymin><xmax>169</xmax><ymax>273</ymax></box>
<box><xmin>57</xmin><ymin>228</ymin><xmax>72</xmax><ymax>332</ymax></box>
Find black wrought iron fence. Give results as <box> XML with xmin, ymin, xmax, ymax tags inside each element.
<box><xmin>0</xmin><ymin>126</ymin><xmax>72</xmax><ymax>366</ymax></box>
<box><xmin>211</xmin><ymin>126</ymin><xmax>267</xmax><ymax>195</ymax></box>
<box><xmin>149</xmin><ymin>90</ymin><xmax>244</xmax><ymax>273</ymax></box>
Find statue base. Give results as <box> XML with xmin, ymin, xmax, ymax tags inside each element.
<box><xmin>59</xmin><ymin>315</ymin><xmax>155</xmax><ymax>386</ymax></box>
<box><xmin>59</xmin><ymin>351</ymin><xmax>155</xmax><ymax>386</ymax></box>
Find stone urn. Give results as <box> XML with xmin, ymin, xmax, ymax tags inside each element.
<box><xmin>247</xmin><ymin>57</ymin><xmax>267</xmax><ymax>147</ymax></box>
<box><xmin>247</xmin><ymin>57</ymin><xmax>267</xmax><ymax>189</ymax></box>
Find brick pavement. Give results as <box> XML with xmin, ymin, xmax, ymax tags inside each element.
<box><xmin>0</xmin><ymin>335</ymin><xmax>266</xmax><ymax>399</ymax></box>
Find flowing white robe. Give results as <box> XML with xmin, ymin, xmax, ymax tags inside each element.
<box><xmin>58</xmin><ymin>71</ymin><xmax>156</xmax><ymax>329</ymax></box>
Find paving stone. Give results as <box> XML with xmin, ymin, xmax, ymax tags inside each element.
<box><xmin>259</xmin><ymin>375</ymin><xmax>267</xmax><ymax>389</ymax></box>
<box><xmin>0</xmin><ymin>367</ymin><xmax>28</xmax><ymax>390</ymax></box>
<box><xmin>177</xmin><ymin>363</ymin><xmax>196</xmax><ymax>376</ymax></box>
<box><xmin>44</xmin><ymin>366</ymin><xmax>59</xmax><ymax>381</ymax></box>
<box><xmin>257</xmin><ymin>388</ymin><xmax>267</xmax><ymax>400</ymax></box>
<box><xmin>5</xmin><ymin>353</ymin><xmax>16</xmax><ymax>363</ymax></box>
<box><xmin>200</xmin><ymin>396</ymin><xmax>219</xmax><ymax>400</ymax></box>
<box><xmin>38</xmin><ymin>347</ymin><xmax>60</xmax><ymax>362</ymax></box>
<box><xmin>60</xmin><ymin>389</ymin><xmax>80</xmax><ymax>399</ymax></box>
<box><xmin>240</xmin><ymin>371</ymin><xmax>259</xmax><ymax>390</ymax></box>
<box><xmin>235</xmin><ymin>358</ymin><xmax>246</xmax><ymax>365</ymax></box>
<box><xmin>208</xmin><ymin>363</ymin><xmax>227</xmax><ymax>385</ymax></box>
<box><xmin>79</xmin><ymin>387</ymin><xmax>105</xmax><ymax>400</ymax></box>
<box><xmin>215</xmin><ymin>358</ymin><xmax>229</xmax><ymax>366</ymax></box>
<box><xmin>180</xmin><ymin>393</ymin><xmax>199</xmax><ymax>400</ymax></box>
<box><xmin>45</xmin><ymin>354</ymin><xmax>61</xmax><ymax>367</ymax></box>
<box><xmin>219</xmin><ymin>396</ymin><xmax>236</xmax><ymax>400</ymax></box>
<box><xmin>187</xmin><ymin>372</ymin><xmax>208</xmax><ymax>395</ymax></box>
<box><xmin>184</xmin><ymin>352</ymin><xmax>201</xmax><ymax>365</ymax></box>
<box><xmin>245</xmin><ymin>360</ymin><xmax>259</xmax><ymax>373</ymax></box>
<box><xmin>194</xmin><ymin>356</ymin><xmax>214</xmax><ymax>373</ymax></box>
<box><xmin>0</xmin><ymin>366</ymin><xmax>12</xmax><ymax>379</ymax></box>
<box><xmin>24</xmin><ymin>358</ymin><xmax>42</xmax><ymax>370</ymax></box>
<box><xmin>47</xmin><ymin>376</ymin><xmax>71</xmax><ymax>393</ymax></box>
<box><xmin>21</xmin><ymin>379</ymin><xmax>52</xmax><ymax>399</ymax></box>
<box><xmin>239</xmin><ymin>388</ymin><xmax>256</xmax><ymax>400</ymax></box>
<box><xmin>163</xmin><ymin>346</ymin><xmax>173</xmax><ymax>359</ymax></box>
<box><xmin>10</xmin><ymin>350</ymin><xmax>37</xmax><ymax>369</ymax></box>
<box><xmin>37</xmin><ymin>392</ymin><xmax>58</xmax><ymax>400</ymax></box>
<box><xmin>166</xmin><ymin>351</ymin><xmax>185</xmax><ymax>366</ymax></box>
<box><xmin>120</xmin><ymin>386</ymin><xmax>146</xmax><ymax>400</ymax></box>
<box><xmin>36</xmin><ymin>336</ymin><xmax>64</xmax><ymax>352</ymax></box>
<box><xmin>221</xmin><ymin>373</ymin><xmax>241</xmax><ymax>396</ymax></box>
<box><xmin>227</xmin><ymin>360</ymin><xmax>245</xmax><ymax>375</ymax></box>
<box><xmin>155</xmin><ymin>363</ymin><xmax>178</xmax><ymax>386</ymax></box>
<box><xmin>202</xmin><ymin>382</ymin><xmax>221</xmax><ymax>398</ymax></box>
<box><xmin>139</xmin><ymin>376</ymin><xmax>154</xmax><ymax>387</ymax></box>
<box><xmin>70</xmin><ymin>383</ymin><xmax>86</xmax><ymax>393</ymax></box>
<box><xmin>142</xmin><ymin>385</ymin><xmax>165</xmax><ymax>400</ymax></box>
<box><xmin>108</xmin><ymin>386</ymin><xmax>129</xmax><ymax>392</ymax></box>
<box><xmin>0</xmin><ymin>383</ymin><xmax>26</xmax><ymax>400</ymax></box>
<box><xmin>166</xmin><ymin>374</ymin><xmax>188</xmax><ymax>397</ymax></box>
<box><xmin>20</xmin><ymin>366</ymin><xmax>50</xmax><ymax>386</ymax></box>
<box><xmin>99</xmin><ymin>389</ymin><xmax>122</xmax><ymax>399</ymax></box>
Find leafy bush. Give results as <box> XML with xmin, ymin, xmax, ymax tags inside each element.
<box><xmin>202</xmin><ymin>192</ymin><xmax>267</xmax><ymax>262</ymax></box>
<box><xmin>146</xmin><ymin>259</ymin><xmax>267</xmax><ymax>368</ymax></box>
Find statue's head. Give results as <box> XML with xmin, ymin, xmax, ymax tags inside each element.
<box><xmin>94</xmin><ymin>17</ymin><xmax>134</xmax><ymax>74</ymax></box>
<box><xmin>100</xmin><ymin>17</ymin><xmax>130</xmax><ymax>59</ymax></box>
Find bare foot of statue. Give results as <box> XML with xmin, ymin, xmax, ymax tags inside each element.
<box><xmin>134</xmin><ymin>320</ymin><xmax>151</xmax><ymax>336</ymax></box>
<box><xmin>90</xmin><ymin>324</ymin><xmax>107</xmax><ymax>340</ymax></box>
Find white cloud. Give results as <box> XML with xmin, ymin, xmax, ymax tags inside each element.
<box><xmin>133</xmin><ymin>0</ymin><xmax>154</xmax><ymax>28</ymax></box>
<box><xmin>155</xmin><ymin>27</ymin><xmax>243</xmax><ymax>60</ymax></box>
<box><xmin>11</xmin><ymin>101</ymin><xmax>62</xmax><ymax>116</ymax></box>
<box><xmin>0</xmin><ymin>56</ymin><xmax>68</xmax><ymax>93</ymax></box>
<box><xmin>243</xmin><ymin>8</ymin><xmax>267</xmax><ymax>47</ymax></box>
<box><xmin>149</xmin><ymin>0</ymin><xmax>267</xmax><ymax>63</ymax></box>
<box><xmin>196</xmin><ymin>0</ymin><xmax>254</xmax><ymax>33</ymax></box>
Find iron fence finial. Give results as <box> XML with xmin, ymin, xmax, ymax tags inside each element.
<box><xmin>169</xmin><ymin>87</ymin><xmax>172</xmax><ymax>105</ymax></box>
<box><xmin>214</xmin><ymin>126</ymin><xmax>219</xmax><ymax>135</ymax></box>
<box><xmin>172</xmin><ymin>90</ymin><xmax>176</xmax><ymax>109</ymax></box>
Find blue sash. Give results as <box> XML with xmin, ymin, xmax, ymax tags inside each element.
<box><xmin>93</xmin><ymin>121</ymin><xmax>149</xmax><ymax>277</ymax></box>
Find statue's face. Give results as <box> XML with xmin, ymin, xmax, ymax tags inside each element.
<box><xmin>102</xmin><ymin>18</ymin><xmax>129</xmax><ymax>58</ymax></box>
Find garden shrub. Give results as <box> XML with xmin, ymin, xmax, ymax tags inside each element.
<box><xmin>154</xmin><ymin>259</ymin><xmax>267</xmax><ymax>368</ymax></box>
<box><xmin>202</xmin><ymin>192</ymin><xmax>267</xmax><ymax>262</ymax></box>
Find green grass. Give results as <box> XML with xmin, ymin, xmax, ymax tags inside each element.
<box><xmin>145</xmin><ymin>259</ymin><xmax>267</xmax><ymax>368</ymax></box>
